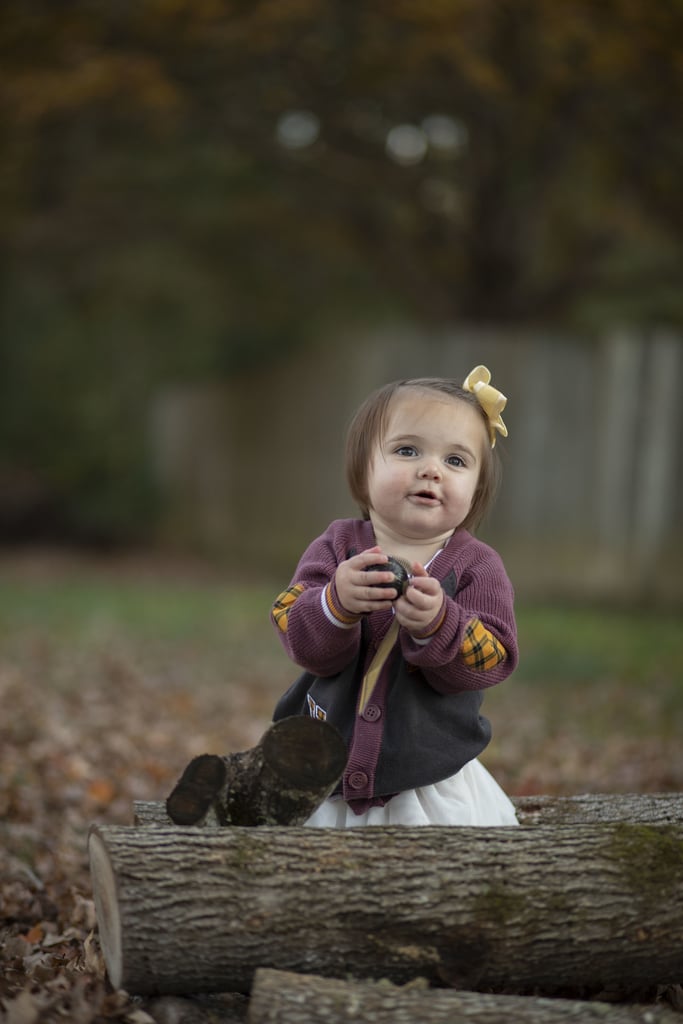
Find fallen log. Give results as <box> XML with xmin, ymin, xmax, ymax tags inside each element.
<box><xmin>88</xmin><ymin>820</ymin><xmax>683</xmax><ymax>997</ymax></box>
<box><xmin>134</xmin><ymin>790</ymin><xmax>683</xmax><ymax>827</ymax></box>
<box><xmin>146</xmin><ymin>993</ymin><xmax>248</xmax><ymax>1024</ymax></box>
<box><xmin>165</xmin><ymin>716</ymin><xmax>347</xmax><ymax>826</ymax></box>
<box><xmin>247</xmin><ymin>968</ymin><xmax>683</xmax><ymax>1024</ymax></box>
<box><xmin>513</xmin><ymin>791</ymin><xmax>683</xmax><ymax>825</ymax></box>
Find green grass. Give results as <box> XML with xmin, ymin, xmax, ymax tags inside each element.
<box><xmin>0</xmin><ymin>564</ymin><xmax>681</xmax><ymax>736</ymax></box>
<box><xmin>510</xmin><ymin>604</ymin><xmax>683</xmax><ymax>744</ymax></box>
<box><xmin>515</xmin><ymin>604</ymin><xmax>683</xmax><ymax>687</ymax></box>
<box><xmin>0</xmin><ymin>576</ymin><xmax>272</xmax><ymax>642</ymax></box>
<box><xmin>0</xmin><ymin>569</ymin><xmax>289</xmax><ymax>697</ymax></box>
<box><xmin>1</xmin><ymin>574</ymin><xmax>679</xmax><ymax>682</ymax></box>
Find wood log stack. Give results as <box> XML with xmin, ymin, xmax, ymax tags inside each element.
<box><xmin>88</xmin><ymin>719</ymin><xmax>683</xmax><ymax>1024</ymax></box>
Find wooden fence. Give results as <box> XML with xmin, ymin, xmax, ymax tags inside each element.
<box><xmin>149</xmin><ymin>325</ymin><xmax>683</xmax><ymax>603</ymax></box>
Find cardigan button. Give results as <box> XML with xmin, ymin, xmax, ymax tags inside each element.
<box><xmin>348</xmin><ymin>770</ymin><xmax>369</xmax><ymax>790</ymax></box>
<box><xmin>361</xmin><ymin>703</ymin><xmax>382</xmax><ymax>722</ymax></box>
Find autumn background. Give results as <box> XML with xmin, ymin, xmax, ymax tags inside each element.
<box><xmin>1</xmin><ymin>2</ymin><xmax>683</xmax><ymax>1021</ymax></box>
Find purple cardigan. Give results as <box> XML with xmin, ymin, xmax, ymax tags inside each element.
<box><xmin>272</xmin><ymin>518</ymin><xmax>518</xmax><ymax>810</ymax></box>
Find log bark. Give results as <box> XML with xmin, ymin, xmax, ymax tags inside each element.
<box><xmin>247</xmin><ymin>969</ymin><xmax>683</xmax><ymax>1024</ymax></box>
<box><xmin>135</xmin><ymin>791</ymin><xmax>683</xmax><ymax>827</ymax></box>
<box><xmin>165</xmin><ymin>716</ymin><xmax>347</xmax><ymax>826</ymax></box>
<box><xmin>513</xmin><ymin>791</ymin><xmax>683</xmax><ymax>825</ymax></box>
<box><xmin>88</xmin><ymin>821</ymin><xmax>683</xmax><ymax>997</ymax></box>
<box><xmin>146</xmin><ymin>993</ymin><xmax>248</xmax><ymax>1024</ymax></box>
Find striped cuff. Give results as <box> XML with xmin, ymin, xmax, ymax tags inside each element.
<box><xmin>408</xmin><ymin>597</ymin><xmax>447</xmax><ymax>644</ymax></box>
<box><xmin>321</xmin><ymin>583</ymin><xmax>362</xmax><ymax>629</ymax></box>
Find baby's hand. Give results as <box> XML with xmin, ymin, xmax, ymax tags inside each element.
<box><xmin>334</xmin><ymin>547</ymin><xmax>398</xmax><ymax>615</ymax></box>
<box><xmin>394</xmin><ymin>562</ymin><xmax>444</xmax><ymax>636</ymax></box>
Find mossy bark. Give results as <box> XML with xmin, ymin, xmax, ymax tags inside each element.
<box><xmin>89</xmin><ymin>821</ymin><xmax>683</xmax><ymax>997</ymax></box>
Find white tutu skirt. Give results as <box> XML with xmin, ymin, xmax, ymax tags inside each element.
<box><xmin>304</xmin><ymin>758</ymin><xmax>518</xmax><ymax>828</ymax></box>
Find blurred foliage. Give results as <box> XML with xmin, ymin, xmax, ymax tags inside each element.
<box><xmin>1</xmin><ymin>0</ymin><xmax>682</xmax><ymax>542</ymax></box>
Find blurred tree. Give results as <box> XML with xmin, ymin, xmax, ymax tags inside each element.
<box><xmin>0</xmin><ymin>0</ymin><xmax>681</xmax><ymax>541</ymax></box>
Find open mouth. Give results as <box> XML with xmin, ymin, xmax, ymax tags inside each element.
<box><xmin>411</xmin><ymin>489</ymin><xmax>440</xmax><ymax>504</ymax></box>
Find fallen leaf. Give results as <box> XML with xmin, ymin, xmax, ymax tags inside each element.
<box><xmin>86</xmin><ymin>778</ymin><xmax>117</xmax><ymax>805</ymax></box>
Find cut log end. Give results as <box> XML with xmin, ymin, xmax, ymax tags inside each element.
<box><xmin>164</xmin><ymin>716</ymin><xmax>348</xmax><ymax>827</ymax></box>
<box><xmin>165</xmin><ymin>753</ymin><xmax>227</xmax><ymax>826</ymax></box>
<box><xmin>88</xmin><ymin>828</ymin><xmax>123</xmax><ymax>990</ymax></box>
<box><xmin>263</xmin><ymin>716</ymin><xmax>348</xmax><ymax>789</ymax></box>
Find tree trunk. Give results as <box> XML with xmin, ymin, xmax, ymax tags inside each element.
<box><xmin>134</xmin><ymin>791</ymin><xmax>683</xmax><ymax>827</ymax></box>
<box><xmin>88</xmin><ymin>821</ymin><xmax>683</xmax><ymax>997</ymax></box>
<box><xmin>165</xmin><ymin>716</ymin><xmax>347</xmax><ymax>826</ymax></box>
<box><xmin>248</xmin><ymin>969</ymin><xmax>683</xmax><ymax>1024</ymax></box>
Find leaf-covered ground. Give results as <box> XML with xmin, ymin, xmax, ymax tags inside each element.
<box><xmin>1</xmin><ymin>549</ymin><xmax>682</xmax><ymax>1023</ymax></box>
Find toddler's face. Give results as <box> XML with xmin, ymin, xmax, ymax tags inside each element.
<box><xmin>366</xmin><ymin>390</ymin><xmax>487</xmax><ymax>543</ymax></box>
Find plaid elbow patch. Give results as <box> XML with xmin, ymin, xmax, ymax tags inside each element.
<box><xmin>461</xmin><ymin>618</ymin><xmax>507</xmax><ymax>671</ymax></box>
<box><xmin>272</xmin><ymin>584</ymin><xmax>305</xmax><ymax>633</ymax></box>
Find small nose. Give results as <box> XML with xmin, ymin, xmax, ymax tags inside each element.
<box><xmin>418</xmin><ymin>459</ymin><xmax>441</xmax><ymax>480</ymax></box>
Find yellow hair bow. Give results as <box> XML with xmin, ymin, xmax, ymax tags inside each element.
<box><xmin>463</xmin><ymin>365</ymin><xmax>508</xmax><ymax>447</ymax></box>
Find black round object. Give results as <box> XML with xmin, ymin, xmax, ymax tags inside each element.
<box><xmin>365</xmin><ymin>555</ymin><xmax>411</xmax><ymax>595</ymax></box>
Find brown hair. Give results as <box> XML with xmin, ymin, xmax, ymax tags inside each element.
<box><xmin>344</xmin><ymin>377</ymin><xmax>502</xmax><ymax>533</ymax></box>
